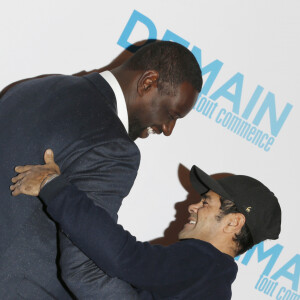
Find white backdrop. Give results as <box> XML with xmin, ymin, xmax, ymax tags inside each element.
<box><xmin>1</xmin><ymin>1</ymin><xmax>299</xmax><ymax>299</ymax></box>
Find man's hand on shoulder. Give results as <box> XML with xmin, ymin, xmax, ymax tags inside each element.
<box><xmin>10</xmin><ymin>149</ymin><xmax>61</xmax><ymax>196</ymax></box>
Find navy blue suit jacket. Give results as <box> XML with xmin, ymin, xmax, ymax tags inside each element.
<box><xmin>40</xmin><ymin>178</ymin><xmax>238</xmax><ymax>300</ymax></box>
<box><xmin>0</xmin><ymin>73</ymin><xmax>140</xmax><ymax>299</ymax></box>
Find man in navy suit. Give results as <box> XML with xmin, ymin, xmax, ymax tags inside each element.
<box><xmin>0</xmin><ymin>41</ymin><xmax>202</xmax><ymax>299</ymax></box>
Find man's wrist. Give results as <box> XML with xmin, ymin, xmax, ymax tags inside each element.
<box><xmin>41</xmin><ymin>174</ymin><xmax>60</xmax><ymax>189</ymax></box>
<box><xmin>39</xmin><ymin>175</ymin><xmax>71</xmax><ymax>206</ymax></box>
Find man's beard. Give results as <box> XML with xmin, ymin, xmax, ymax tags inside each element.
<box><xmin>128</xmin><ymin>117</ymin><xmax>144</xmax><ymax>141</ymax></box>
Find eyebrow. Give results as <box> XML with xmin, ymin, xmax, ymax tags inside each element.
<box><xmin>202</xmin><ymin>194</ymin><xmax>212</xmax><ymax>200</ymax></box>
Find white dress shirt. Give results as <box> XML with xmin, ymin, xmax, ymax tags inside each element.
<box><xmin>100</xmin><ymin>71</ymin><xmax>129</xmax><ymax>134</ymax></box>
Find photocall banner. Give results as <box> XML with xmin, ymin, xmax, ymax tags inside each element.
<box><xmin>1</xmin><ymin>1</ymin><xmax>299</xmax><ymax>299</ymax></box>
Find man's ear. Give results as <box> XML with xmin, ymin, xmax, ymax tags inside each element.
<box><xmin>223</xmin><ymin>213</ymin><xmax>246</xmax><ymax>235</ymax></box>
<box><xmin>137</xmin><ymin>70</ymin><xmax>159</xmax><ymax>96</ymax></box>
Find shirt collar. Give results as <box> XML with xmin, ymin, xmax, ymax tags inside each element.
<box><xmin>99</xmin><ymin>70</ymin><xmax>129</xmax><ymax>133</ymax></box>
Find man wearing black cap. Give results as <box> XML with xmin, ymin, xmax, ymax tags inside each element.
<box><xmin>11</xmin><ymin>150</ymin><xmax>281</xmax><ymax>300</ymax></box>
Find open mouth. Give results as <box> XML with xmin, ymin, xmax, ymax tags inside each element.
<box><xmin>147</xmin><ymin>127</ymin><xmax>155</xmax><ymax>135</ymax></box>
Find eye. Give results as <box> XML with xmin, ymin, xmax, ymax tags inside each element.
<box><xmin>203</xmin><ymin>200</ymin><xmax>208</xmax><ymax>206</ymax></box>
<box><xmin>168</xmin><ymin>113</ymin><xmax>175</xmax><ymax>120</ymax></box>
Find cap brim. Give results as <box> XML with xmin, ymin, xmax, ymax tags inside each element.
<box><xmin>190</xmin><ymin>165</ymin><xmax>232</xmax><ymax>200</ymax></box>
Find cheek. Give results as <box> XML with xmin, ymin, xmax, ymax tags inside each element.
<box><xmin>197</xmin><ymin>207</ymin><xmax>207</xmax><ymax>217</ymax></box>
<box><xmin>199</xmin><ymin>211</ymin><xmax>216</xmax><ymax>226</ymax></box>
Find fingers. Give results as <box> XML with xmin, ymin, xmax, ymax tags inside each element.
<box><xmin>15</xmin><ymin>165</ymin><xmax>34</xmax><ymax>173</ymax></box>
<box><xmin>10</xmin><ymin>149</ymin><xmax>58</xmax><ymax>197</ymax></box>
<box><xmin>10</xmin><ymin>179</ymin><xmax>39</xmax><ymax>197</ymax></box>
<box><xmin>11</xmin><ymin>172</ymin><xmax>27</xmax><ymax>183</ymax></box>
<box><xmin>10</xmin><ymin>182</ymin><xmax>17</xmax><ymax>192</ymax></box>
<box><xmin>44</xmin><ymin>149</ymin><xmax>55</xmax><ymax>165</ymax></box>
<box><xmin>12</xmin><ymin>189</ymin><xmax>21</xmax><ymax>196</ymax></box>
<box><xmin>10</xmin><ymin>181</ymin><xmax>23</xmax><ymax>196</ymax></box>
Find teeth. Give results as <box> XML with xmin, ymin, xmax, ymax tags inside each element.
<box><xmin>189</xmin><ymin>220</ymin><xmax>196</xmax><ymax>224</ymax></box>
<box><xmin>147</xmin><ymin>127</ymin><xmax>155</xmax><ymax>135</ymax></box>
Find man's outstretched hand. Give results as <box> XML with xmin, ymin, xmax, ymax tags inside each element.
<box><xmin>10</xmin><ymin>149</ymin><xmax>61</xmax><ymax>196</ymax></box>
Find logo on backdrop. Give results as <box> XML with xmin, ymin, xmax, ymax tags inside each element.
<box><xmin>236</xmin><ymin>242</ymin><xmax>299</xmax><ymax>299</ymax></box>
<box><xmin>117</xmin><ymin>10</ymin><xmax>293</xmax><ymax>152</ymax></box>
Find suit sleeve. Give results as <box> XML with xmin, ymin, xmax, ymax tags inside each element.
<box><xmin>57</xmin><ymin>139</ymin><xmax>140</xmax><ymax>299</ymax></box>
<box><xmin>40</xmin><ymin>177</ymin><xmax>215</xmax><ymax>294</ymax></box>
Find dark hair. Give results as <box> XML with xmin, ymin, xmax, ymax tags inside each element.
<box><xmin>217</xmin><ymin>198</ymin><xmax>254</xmax><ymax>256</ymax></box>
<box><xmin>124</xmin><ymin>41</ymin><xmax>202</xmax><ymax>95</ymax></box>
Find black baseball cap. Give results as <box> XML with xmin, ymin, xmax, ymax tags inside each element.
<box><xmin>190</xmin><ymin>165</ymin><xmax>281</xmax><ymax>244</ymax></box>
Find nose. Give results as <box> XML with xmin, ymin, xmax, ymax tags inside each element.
<box><xmin>162</xmin><ymin>119</ymin><xmax>176</xmax><ymax>136</ymax></box>
<box><xmin>188</xmin><ymin>201</ymin><xmax>202</xmax><ymax>214</ymax></box>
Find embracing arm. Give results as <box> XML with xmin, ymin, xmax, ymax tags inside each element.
<box><xmin>11</xmin><ymin>150</ymin><xmax>214</xmax><ymax>295</ymax></box>
<box><xmin>38</xmin><ymin>177</ymin><xmax>213</xmax><ymax>294</ymax></box>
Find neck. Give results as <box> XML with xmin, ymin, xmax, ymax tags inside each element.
<box><xmin>111</xmin><ymin>66</ymin><xmax>140</xmax><ymax>118</ymax></box>
<box><xmin>199</xmin><ymin>234</ymin><xmax>237</xmax><ymax>258</ymax></box>
<box><xmin>211</xmin><ymin>241</ymin><xmax>236</xmax><ymax>257</ymax></box>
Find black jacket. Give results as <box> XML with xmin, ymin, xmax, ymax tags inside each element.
<box><xmin>0</xmin><ymin>73</ymin><xmax>140</xmax><ymax>299</ymax></box>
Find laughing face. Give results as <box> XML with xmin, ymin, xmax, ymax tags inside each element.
<box><xmin>178</xmin><ymin>190</ymin><xmax>225</xmax><ymax>241</ymax></box>
<box><xmin>128</xmin><ymin>81</ymin><xmax>198</xmax><ymax>141</ymax></box>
